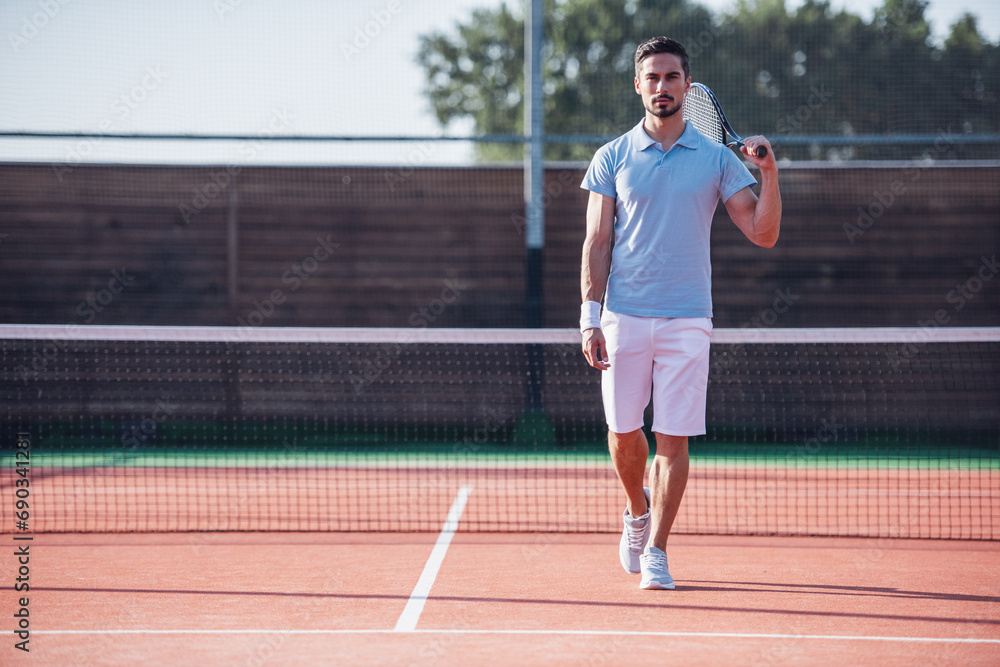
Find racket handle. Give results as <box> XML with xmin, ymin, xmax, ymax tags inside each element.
<box><xmin>755</xmin><ymin>145</ymin><xmax>768</xmax><ymax>158</ymax></box>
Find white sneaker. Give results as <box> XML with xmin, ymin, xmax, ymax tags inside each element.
<box><xmin>639</xmin><ymin>546</ymin><xmax>675</xmax><ymax>590</ymax></box>
<box><xmin>618</xmin><ymin>487</ymin><xmax>651</xmax><ymax>574</ymax></box>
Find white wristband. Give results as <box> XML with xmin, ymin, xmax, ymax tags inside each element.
<box><xmin>580</xmin><ymin>301</ymin><xmax>602</xmax><ymax>333</ymax></box>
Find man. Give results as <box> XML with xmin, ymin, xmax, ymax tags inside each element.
<box><xmin>579</xmin><ymin>36</ymin><xmax>781</xmax><ymax>590</ymax></box>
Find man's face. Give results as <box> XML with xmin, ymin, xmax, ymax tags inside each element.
<box><xmin>635</xmin><ymin>53</ymin><xmax>690</xmax><ymax>119</ymax></box>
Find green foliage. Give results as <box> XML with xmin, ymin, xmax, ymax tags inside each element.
<box><xmin>418</xmin><ymin>4</ymin><xmax>525</xmax><ymax>162</ymax></box>
<box><xmin>416</xmin><ymin>0</ymin><xmax>999</xmax><ymax>161</ymax></box>
<box><xmin>943</xmin><ymin>14</ymin><xmax>1000</xmax><ymax>133</ymax></box>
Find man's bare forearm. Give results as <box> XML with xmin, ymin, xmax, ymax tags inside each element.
<box><xmin>751</xmin><ymin>166</ymin><xmax>781</xmax><ymax>248</ymax></box>
<box><xmin>581</xmin><ymin>239</ymin><xmax>611</xmax><ymax>304</ymax></box>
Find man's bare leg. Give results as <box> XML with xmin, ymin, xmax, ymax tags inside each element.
<box><xmin>608</xmin><ymin>428</ymin><xmax>649</xmax><ymax>518</ymax></box>
<box><xmin>647</xmin><ymin>433</ymin><xmax>689</xmax><ymax>551</ymax></box>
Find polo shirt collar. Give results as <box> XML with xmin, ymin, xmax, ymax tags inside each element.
<box><xmin>629</xmin><ymin>119</ymin><xmax>702</xmax><ymax>152</ymax></box>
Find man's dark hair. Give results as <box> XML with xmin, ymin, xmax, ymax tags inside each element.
<box><xmin>634</xmin><ymin>36</ymin><xmax>690</xmax><ymax>80</ymax></box>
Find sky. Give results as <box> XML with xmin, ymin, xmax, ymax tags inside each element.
<box><xmin>0</xmin><ymin>0</ymin><xmax>997</xmax><ymax>166</ymax></box>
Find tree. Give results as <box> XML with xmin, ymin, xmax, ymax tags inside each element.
<box><xmin>418</xmin><ymin>0</ymin><xmax>718</xmax><ymax>160</ymax></box>
<box><xmin>943</xmin><ymin>14</ymin><xmax>1000</xmax><ymax>135</ymax></box>
<box><xmin>418</xmin><ymin>5</ymin><xmax>525</xmax><ymax>162</ymax></box>
<box><xmin>417</xmin><ymin>0</ymin><xmax>999</xmax><ymax>161</ymax></box>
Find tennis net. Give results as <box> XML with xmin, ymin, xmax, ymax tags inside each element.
<box><xmin>2</xmin><ymin>325</ymin><xmax>997</xmax><ymax>538</ymax></box>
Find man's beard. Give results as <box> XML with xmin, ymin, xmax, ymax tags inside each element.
<box><xmin>647</xmin><ymin>96</ymin><xmax>682</xmax><ymax>118</ymax></box>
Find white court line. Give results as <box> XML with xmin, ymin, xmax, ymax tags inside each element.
<box><xmin>393</xmin><ymin>485</ymin><xmax>473</xmax><ymax>632</ymax></box>
<box><xmin>29</xmin><ymin>629</ymin><xmax>1000</xmax><ymax>644</ymax></box>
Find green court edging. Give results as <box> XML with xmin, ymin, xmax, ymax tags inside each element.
<box><xmin>5</xmin><ymin>443</ymin><xmax>998</xmax><ymax>471</ymax></box>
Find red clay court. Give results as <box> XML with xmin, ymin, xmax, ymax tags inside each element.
<box><xmin>3</xmin><ymin>471</ymin><xmax>1000</xmax><ymax>666</ymax></box>
<box><xmin>2</xmin><ymin>329</ymin><xmax>998</xmax><ymax>664</ymax></box>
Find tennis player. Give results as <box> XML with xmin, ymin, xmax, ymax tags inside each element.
<box><xmin>580</xmin><ymin>36</ymin><xmax>781</xmax><ymax>590</ymax></box>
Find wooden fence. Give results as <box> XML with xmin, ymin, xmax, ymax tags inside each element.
<box><xmin>1</xmin><ymin>162</ymin><xmax>998</xmax><ymax>329</ymax></box>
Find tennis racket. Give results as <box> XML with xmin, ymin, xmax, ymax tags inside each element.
<box><xmin>683</xmin><ymin>82</ymin><xmax>767</xmax><ymax>158</ymax></box>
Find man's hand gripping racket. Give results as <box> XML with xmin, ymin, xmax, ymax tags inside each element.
<box><xmin>684</xmin><ymin>83</ymin><xmax>773</xmax><ymax>163</ymax></box>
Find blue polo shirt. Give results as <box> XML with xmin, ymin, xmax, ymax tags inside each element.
<box><xmin>581</xmin><ymin>120</ymin><xmax>757</xmax><ymax>318</ymax></box>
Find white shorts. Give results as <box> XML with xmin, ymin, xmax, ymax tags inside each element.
<box><xmin>600</xmin><ymin>311</ymin><xmax>712</xmax><ymax>436</ymax></box>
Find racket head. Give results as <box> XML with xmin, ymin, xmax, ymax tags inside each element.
<box><xmin>683</xmin><ymin>83</ymin><xmax>726</xmax><ymax>145</ymax></box>
<box><xmin>684</xmin><ymin>82</ymin><xmax>768</xmax><ymax>158</ymax></box>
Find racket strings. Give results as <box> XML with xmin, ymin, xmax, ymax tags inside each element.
<box><xmin>683</xmin><ymin>87</ymin><xmax>725</xmax><ymax>144</ymax></box>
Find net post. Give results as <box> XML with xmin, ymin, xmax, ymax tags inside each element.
<box><xmin>225</xmin><ymin>175</ymin><xmax>243</xmax><ymax>427</ymax></box>
<box><xmin>518</xmin><ymin>0</ymin><xmax>555</xmax><ymax>447</ymax></box>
